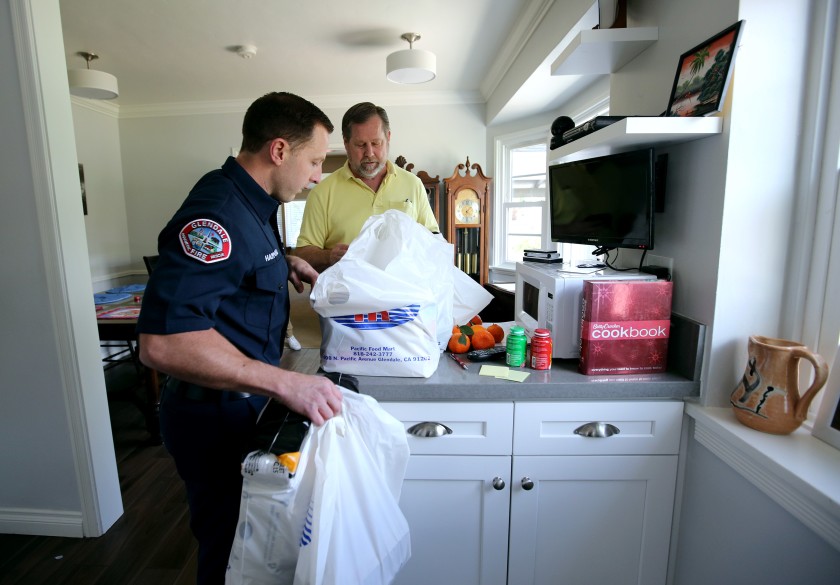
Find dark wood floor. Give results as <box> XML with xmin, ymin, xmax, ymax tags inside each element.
<box><xmin>0</xmin><ymin>349</ymin><xmax>321</xmax><ymax>585</ymax></box>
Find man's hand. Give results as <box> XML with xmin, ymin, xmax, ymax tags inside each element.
<box><xmin>329</xmin><ymin>243</ymin><xmax>349</xmax><ymax>266</ymax></box>
<box><xmin>292</xmin><ymin>244</ymin><xmax>348</xmax><ymax>272</ymax></box>
<box><xmin>140</xmin><ymin>329</ymin><xmax>343</xmax><ymax>425</ymax></box>
<box><xmin>287</xmin><ymin>254</ymin><xmax>318</xmax><ymax>292</ymax></box>
<box><xmin>275</xmin><ymin>371</ymin><xmax>343</xmax><ymax>426</ymax></box>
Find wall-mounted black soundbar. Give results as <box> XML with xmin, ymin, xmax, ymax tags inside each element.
<box><xmin>560</xmin><ymin>116</ymin><xmax>626</xmax><ymax>145</ymax></box>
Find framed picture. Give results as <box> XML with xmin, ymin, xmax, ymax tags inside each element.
<box><xmin>666</xmin><ymin>20</ymin><xmax>744</xmax><ymax>117</ymax></box>
<box><xmin>813</xmin><ymin>344</ymin><xmax>840</xmax><ymax>450</ymax></box>
<box><xmin>78</xmin><ymin>163</ymin><xmax>88</xmax><ymax>215</ymax></box>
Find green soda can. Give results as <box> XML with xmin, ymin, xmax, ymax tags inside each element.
<box><xmin>506</xmin><ymin>326</ymin><xmax>527</xmax><ymax>367</ymax></box>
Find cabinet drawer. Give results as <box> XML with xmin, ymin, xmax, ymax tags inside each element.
<box><xmin>381</xmin><ymin>402</ymin><xmax>513</xmax><ymax>455</ymax></box>
<box><xmin>513</xmin><ymin>401</ymin><xmax>683</xmax><ymax>455</ymax></box>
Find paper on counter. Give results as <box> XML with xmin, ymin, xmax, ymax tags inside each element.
<box><xmin>479</xmin><ymin>365</ymin><xmax>530</xmax><ymax>382</ymax></box>
<box><xmin>507</xmin><ymin>370</ymin><xmax>530</xmax><ymax>382</ymax></box>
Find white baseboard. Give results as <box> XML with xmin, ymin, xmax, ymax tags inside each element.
<box><xmin>0</xmin><ymin>507</ymin><xmax>84</xmax><ymax>537</ymax></box>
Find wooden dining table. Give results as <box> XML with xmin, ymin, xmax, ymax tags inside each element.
<box><xmin>96</xmin><ymin>293</ymin><xmax>162</xmax><ymax>443</ymax></box>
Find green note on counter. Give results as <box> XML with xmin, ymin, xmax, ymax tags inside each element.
<box><xmin>479</xmin><ymin>365</ymin><xmax>530</xmax><ymax>382</ymax></box>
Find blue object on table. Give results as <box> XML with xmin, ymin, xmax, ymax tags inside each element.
<box><xmin>105</xmin><ymin>284</ymin><xmax>146</xmax><ymax>294</ymax></box>
<box><xmin>94</xmin><ymin>292</ymin><xmax>132</xmax><ymax>305</ymax></box>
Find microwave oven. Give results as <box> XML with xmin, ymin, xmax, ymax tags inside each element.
<box><xmin>514</xmin><ymin>262</ymin><xmax>656</xmax><ymax>358</ymax></box>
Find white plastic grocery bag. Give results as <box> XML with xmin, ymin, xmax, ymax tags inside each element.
<box><xmin>225</xmin><ymin>388</ymin><xmax>410</xmax><ymax>585</ymax></box>
<box><xmin>311</xmin><ymin>210</ymin><xmax>454</xmax><ymax>377</ymax></box>
<box><xmin>293</xmin><ymin>390</ymin><xmax>411</xmax><ymax>585</ymax></box>
<box><xmin>226</xmin><ymin>400</ymin><xmax>321</xmax><ymax>585</ymax></box>
<box><xmin>225</xmin><ymin>449</ymin><xmax>312</xmax><ymax>585</ymax></box>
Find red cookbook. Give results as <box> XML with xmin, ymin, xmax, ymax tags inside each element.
<box><xmin>579</xmin><ymin>280</ymin><xmax>673</xmax><ymax>375</ymax></box>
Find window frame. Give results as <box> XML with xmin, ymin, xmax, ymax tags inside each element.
<box><xmin>492</xmin><ymin>128</ymin><xmax>552</xmax><ymax>275</ymax></box>
<box><xmin>788</xmin><ymin>2</ymin><xmax>840</xmax><ymax>440</ymax></box>
<box><xmin>492</xmin><ymin>99</ymin><xmax>611</xmax><ymax>280</ymax></box>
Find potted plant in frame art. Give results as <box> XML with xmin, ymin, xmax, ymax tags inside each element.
<box><xmin>666</xmin><ymin>20</ymin><xmax>744</xmax><ymax>117</ymax></box>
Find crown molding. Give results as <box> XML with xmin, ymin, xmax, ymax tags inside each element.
<box><xmin>480</xmin><ymin>0</ymin><xmax>555</xmax><ymax>100</ymax></box>
<box><xmin>110</xmin><ymin>89</ymin><xmax>483</xmax><ymax>119</ymax></box>
<box><xmin>70</xmin><ymin>95</ymin><xmax>119</xmax><ymax>118</ymax></box>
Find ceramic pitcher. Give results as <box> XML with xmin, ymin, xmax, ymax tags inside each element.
<box><xmin>730</xmin><ymin>335</ymin><xmax>829</xmax><ymax>435</ymax></box>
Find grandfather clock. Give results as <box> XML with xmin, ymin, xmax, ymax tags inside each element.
<box><xmin>395</xmin><ymin>155</ymin><xmax>441</xmax><ymax>225</ymax></box>
<box><xmin>445</xmin><ymin>157</ymin><xmax>492</xmax><ymax>284</ymax></box>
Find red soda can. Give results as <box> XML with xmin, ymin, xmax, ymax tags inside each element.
<box><xmin>530</xmin><ymin>328</ymin><xmax>553</xmax><ymax>370</ymax></box>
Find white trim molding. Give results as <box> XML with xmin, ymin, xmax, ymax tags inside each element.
<box><xmin>0</xmin><ymin>508</ymin><xmax>83</xmax><ymax>538</ymax></box>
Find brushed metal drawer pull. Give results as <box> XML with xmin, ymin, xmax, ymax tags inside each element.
<box><xmin>492</xmin><ymin>477</ymin><xmax>506</xmax><ymax>491</ymax></box>
<box><xmin>574</xmin><ymin>422</ymin><xmax>620</xmax><ymax>438</ymax></box>
<box><xmin>521</xmin><ymin>477</ymin><xmax>534</xmax><ymax>490</ymax></box>
<box><xmin>407</xmin><ymin>422</ymin><xmax>453</xmax><ymax>437</ymax></box>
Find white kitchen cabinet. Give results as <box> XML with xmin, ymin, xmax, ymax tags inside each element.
<box><xmin>510</xmin><ymin>401</ymin><xmax>682</xmax><ymax>585</ymax></box>
<box><xmin>382</xmin><ymin>402</ymin><xmax>513</xmax><ymax>585</ymax></box>
<box><xmin>508</xmin><ymin>455</ymin><xmax>677</xmax><ymax>584</ymax></box>
<box><xmin>382</xmin><ymin>400</ymin><xmax>683</xmax><ymax>585</ymax></box>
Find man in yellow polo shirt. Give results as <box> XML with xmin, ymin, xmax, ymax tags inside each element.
<box><xmin>294</xmin><ymin>102</ymin><xmax>439</xmax><ymax>271</ymax></box>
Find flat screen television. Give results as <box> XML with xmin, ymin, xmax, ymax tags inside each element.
<box><xmin>548</xmin><ymin>148</ymin><xmax>655</xmax><ymax>251</ymax></box>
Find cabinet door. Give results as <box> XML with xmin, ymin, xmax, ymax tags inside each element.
<box><xmin>508</xmin><ymin>455</ymin><xmax>678</xmax><ymax>585</ymax></box>
<box><xmin>393</xmin><ymin>455</ymin><xmax>511</xmax><ymax>585</ymax></box>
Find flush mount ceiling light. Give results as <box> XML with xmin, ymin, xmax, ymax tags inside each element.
<box><xmin>68</xmin><ymin>51</ymin><xmax>119</xmax><ymax>100</ymax></box>
<box><xmin>236</xmin><ymin>44</ymin><xmax>258</xmax><ymax>59</ymax></box>
<box><xmin>386</xmin><ymin>32</ymin><xmax>436</xmax><ymax>84</ymax></box>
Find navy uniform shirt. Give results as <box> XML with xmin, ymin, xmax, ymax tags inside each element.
<box><xmin>137</xmin><ymin>157</ymin><xmax>289</xmax><ymax>365</ymax></box>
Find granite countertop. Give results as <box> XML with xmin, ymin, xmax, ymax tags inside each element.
<box><xmin>357</xmin><ymin>354</ymin><xmax>701</xmax><ymax>402</ymax></box>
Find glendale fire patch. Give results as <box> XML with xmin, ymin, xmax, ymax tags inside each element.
<box><xmin>179</xmin><ymin>219</ymin><xmax>232</xmax><ymax>263</ymax></box>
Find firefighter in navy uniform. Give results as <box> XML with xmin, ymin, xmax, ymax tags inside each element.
<box><xmin>137</xmin><ymin>92</ymin><xmax>343</xmax><ymax>585</ymax></box>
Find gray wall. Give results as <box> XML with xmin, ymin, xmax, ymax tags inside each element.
<box><xmin>674</xmin><ymin>423</ymin><xmax>840</xmax><ymax>584</ymax></box>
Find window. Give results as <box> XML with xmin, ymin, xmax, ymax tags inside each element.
<box><xmin>495</xmin><ymin>139</ymin><xmax>547</xmax><ymax>269</ymax></box>
<box><xmin>493</xmin><ymin>100</ymin><xmax>610</xmax><ymax>277</ymax></box>
<box><xmin>790</xmin><ymin>5</ymin><xmax>840</xmax><ymax>428</ymax></box>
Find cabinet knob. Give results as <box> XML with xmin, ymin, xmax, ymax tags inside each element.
<box><xmin>574</xmin><ymin>422</ymin><xmax>620</xmax><ymax>438</ymax></box>
<box><xmin>521</xmin><ymin>477</ymin><xmax>534</xmax><ymax>491</ymax></box>
<box><xmin>491</xmin><ymin>476</ymin><xmax>506</xmax><ymax>491</ymax></box>
<box><xmin>407</xmin><ymin>421</ymin><xmax>453</xmax><ymax>437</ymax></box>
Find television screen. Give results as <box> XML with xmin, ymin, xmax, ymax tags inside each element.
<box><xmin>549</xmin><ymin>148</ymin><xmax>655</xmax><ymax>250</ymax></box>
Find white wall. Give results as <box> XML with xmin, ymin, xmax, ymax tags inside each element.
<box><xmin>1</xmin><ymin>0</ymin><xmax>121</xmax><ymax>537</ymax></box>
<box><xmin>72</xmin><ymin>101</ymin><xmax>131</xmax><ymax>284</ymax></box>
<box><xmin>111</xmin><ymin>101</ymin><xmax>487</xmax><ymax>274</ymax></box>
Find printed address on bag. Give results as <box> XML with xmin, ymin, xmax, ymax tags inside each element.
<box><xmin>323</xmin><ymin>345</ymin><xmax>432</xmax><ymax>363</ymax></box>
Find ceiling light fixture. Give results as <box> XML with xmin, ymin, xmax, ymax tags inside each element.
<box><xmin>68</xmin><ymin>51</ymin><xmax>119</xmax><ymax>100</ymax></box>
<box><xmin>386</xmin><ymin>33</ymin><xmax>436</xmax><ymax>84</ymax></box>
<box><xmin>236</xmin><ymin>44</ymin><xmax>258</xmax><ymax>59</ymax></box>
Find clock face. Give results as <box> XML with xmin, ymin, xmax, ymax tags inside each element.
<box><xmin>456</xmin><ymin>199</ymin><xmax>479</xmax><ymax>223</ymax></box>
<box><xmin>454</xmin><ymin>189</ymin><xmax>481</xmax><ymax>224</ymax></box>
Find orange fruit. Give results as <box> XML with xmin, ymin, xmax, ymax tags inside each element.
<box><xmin>448</xmin><ymin>332</ymin><xmax>471</xmax><ymax>354</ymax></box>
<box><xmin>487</xmin><ymin>323</ymin><xmax>505</xmax><ymax>343</ymax></box>
<box><xmin>469</xmin><ymin>315</ymin><xmax>483</xmax><ymax>326</ymax></box>
<box><xmin>452</xmin><ymin>325</ymin><xmax>461</xmax><ymax>334</ymax></box>
<box><xmin>471</xmin><ymin>329</ymin><xmax>496</xmax><ymax>350</ymax></box>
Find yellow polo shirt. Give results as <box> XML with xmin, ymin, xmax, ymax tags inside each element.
<box><xmin>296</xmin><ymin>160</ymin><xmax>440</xmax><ymax>249</ymax></box>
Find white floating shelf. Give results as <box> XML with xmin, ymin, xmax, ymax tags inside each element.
<box><xmin>551</xmin><ymin>27</ymin><xmax>659</xmax><ymax>76</ymax></box>
<box><xmin>549</xmin><ymin>116</ymin><xmax>723</xmax><ymax>164</ymax></box>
